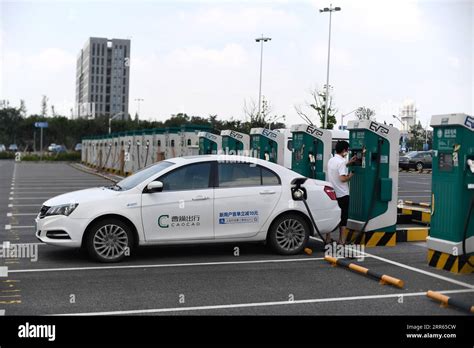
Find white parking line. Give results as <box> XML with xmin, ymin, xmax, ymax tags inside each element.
<box><xmin>0</xmin><ymin>267</ymin><xmax>8</xmax><ymax>277</ymax></box>
<box><xmin>9</xmin><ymin>257</ymin><xmax>332</xmax><ymax>274</ymax></box>
<box><xmin>4</xmin><ymin>225</ymin><xmax>35</xmax><ymax>230</ymax></box>
<box><xmin>9</xmin><ymin>204</ymin><xmax>41</xmax><ymax>207</ymax></box>
<box><xmin>56</xmin><ymin>288</ymin><xmax>474</xmax><ymax>316</ymax></box>
<box><xmin>7</xmin><ymin>213</ymin><xmax>37</xmax><ymax>216</ymax></box>
<box><xmin>9</xmin><ymin>197</ymin><xmax>50</xmax><ymax>200</ymax></box>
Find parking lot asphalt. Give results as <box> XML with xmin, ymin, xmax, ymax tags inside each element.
<box><xmin>0</xmin><ymin>160</ymin><xmax>472</xmax><ymax>316</ymax></box>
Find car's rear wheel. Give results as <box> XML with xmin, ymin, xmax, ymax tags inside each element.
<box><xmin>85</xmin><ymin>218</ymin><xmax>133</xmax><ymax>263</ymax></box>
<box><xmin>416</xmin><ymin>162</ymin><xmax>424</xmax><ymax>171</ymax></box>
<box><xmin>268</xmin><ymin>214</ymin><xmax>310</xmax><ymax>255</ymax></box>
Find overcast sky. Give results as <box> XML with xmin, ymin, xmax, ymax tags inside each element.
<box><xmin>1</xmin><ymin>0</ymin><xmax>473</xmax><ymax>128</ymax></box>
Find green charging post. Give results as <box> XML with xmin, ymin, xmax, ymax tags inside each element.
<box><xmin>198</xmin><ymin>132</ymin><xmax>222</xmax><ymax>155</ymax></box>
<box><xmin>345</xmin><ymin>120</ymin><xmax>400</xmax><ymax>246</ymax></box>
<box><xmin>220</xmin><ymin>130</ymin><xmax>250</xmax><ymax>155</ymax></box>
<box><xmin>250</xmin><ymin>128</ymin><xmax>286</xmax><ymax>165</ymax></box>
<box><xmin>428</xmin><ymin>113</ymin><xmax>474</xmax><ymax>274</ymax></box>
<box><xmin>290</xmin><ymin>124</ymin><xmax>333</xmax><ymax>180</ymax></box>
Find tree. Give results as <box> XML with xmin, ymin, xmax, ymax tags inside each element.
<box><xmin>408</xmin><ymin>121</ymin><xmax>424</xmax><ymax>151</ymax></box>
<box><xmin>40</xmin><ymin>95</ymin><xmax>48</xmax><ymax>117</ymax></box>
<box><xmin>19</xmin><ymin>100</ymin><xmax>27</xmax><ymax>118</ymax></box>
<box><xmin>51</xmin><ymin>105</ymin><xmax>56</xmax><ymax>117</ymax></box>
<box><xmin>294</xmin><ymin>88</ymin><xmax>337</xmax><ymax>129</ymax></box>
<box><xmin>355</xmin><ymin>107</ymin><xmax>375</xmax><ymax>121</ymax></box>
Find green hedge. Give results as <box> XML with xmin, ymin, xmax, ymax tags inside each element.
<box><xmin>0</xmin><ymin>152</ymin><xmax>15</xmax><ymax>159</ymax></box>
<box><xmin>18</xmin><ymin>152</ymin><xmax>81</xmax><ymax>162</ymax></box>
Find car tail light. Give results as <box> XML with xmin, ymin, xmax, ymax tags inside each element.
<box><xmin>324</xmin><ymin>186</ymin><xmax>337</xmax><ymax>200</ymax></box>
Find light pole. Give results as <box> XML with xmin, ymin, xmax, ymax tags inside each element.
<box><xmin>109</xmin><ymin>112</ymin><xmax>124</xmax><ymax>134</ymax></box>
<box><xmin>255</xmin><ymin>35</ymin><xmax>272</xmax><ymax>118</ymax></box>
<box><xmin>135</xmin><ymin>98</ymin><xmax>144</xmax><ymax>123</ymax></box>
<box><xmin>392</xmin><ymin>114</ymin><xmax>405</xmax><ymax>130</ymax></box>
<box><xmin>319</xmin><ymin>4</ymin><xmax>341</xmax><ymax>129</ymax></box>
<box><xmin>340</xmin><ymin>108</ymin><xmax>357</xmax><ymax>129</ymax></box>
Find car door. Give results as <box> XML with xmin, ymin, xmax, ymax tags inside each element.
<box><xmin>214</xmin><ymin>162</ymin><xmax>282</xmax><ymax>239</ymax></box>
<box><xmin>141</xmin><ymin>161</ymin><xmax>214</xmax><ymax>242</ymax></box>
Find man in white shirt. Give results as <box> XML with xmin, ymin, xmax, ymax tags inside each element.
<box><xmin>327</xmin><ymin>141</ymin><xmax>357</xmax><ymax>244</ymax></box>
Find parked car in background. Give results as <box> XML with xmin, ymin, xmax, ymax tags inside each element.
<box><xmin>50</xmin><ymin>145</ymin><xmax>67</xmax><ymax>154</ymax></box>
<box><xmin>0</xmin><ymin>144</ymin><xmax>6</xmax><ymax>152</ymax></box>
<box><xmin>8</xmin><ymin>144</ymin><xmax>18</xmax><ymax>152</ymax></box>
<box><xmin>47</xmin><ymin>143</ymin><xmax>57</xmax><ymax>152</ymax></box>
<box><xmin>74</xmin><ymin>143</ymin><xmax>82</xmax><ymax>152</ymax></box>
<box><xmin>399</xmin><ymin>151</ymin><xmax>433</xmax><ymax>171</ymax></box>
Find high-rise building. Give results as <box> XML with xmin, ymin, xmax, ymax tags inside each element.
<box><xmin>75</xmin><ymin>37</ymin><xmax>130</xmax><ymax>119</ymax></box>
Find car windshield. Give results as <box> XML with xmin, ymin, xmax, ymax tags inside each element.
<box><xmin>406</xmin><ymin>152</ymin><xmax>419</xmax><ymax>158</ymax></box>
<box><xmin>112</xmin><ymin>161</ymin><xmax>174</xmax><ymax>191</ymax></box>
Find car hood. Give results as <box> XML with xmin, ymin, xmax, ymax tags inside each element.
<box><xmin>43</xmin><ymin>187</ymin><xmax>121</xmax><ymax>206</ymax></box>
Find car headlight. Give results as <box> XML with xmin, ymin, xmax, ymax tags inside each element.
<box><xmin>45</xmin><ymin>203</ymin><xmax>78</xmax><ymax>217</ymax></box>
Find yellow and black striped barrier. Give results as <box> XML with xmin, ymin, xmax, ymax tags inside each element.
<box><xmin>427</xmin><ymin>249</ymin><xmax>474</xmax><ymax>274</ymax></box>
<box><xmin>426</xmin><ymin>290</ymin><xmax>474</xmax><ymax>313</ymax></box>
<box><xmin>343</xmin><ymin>229</ymin><xmax>396</xmax><ymax>247</ymax></box>
<box><xmin>397</xmin><ymin>203</ymin><xmax>431</xmax><ymax>225</ymax></box>
<box><xmin>325</xmin><ymin>256</ymin><xmax>404</xmax><ymax>288</ymax></box>
<box><xmin>396</xmin><ymin>226</ymin><xmax>429</xmax><ymax>242</ymax></box>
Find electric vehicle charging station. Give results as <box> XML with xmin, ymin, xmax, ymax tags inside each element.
<box><xmin>345</xmin><ymin>120</ymin><xmax>400</xmax><ymax>246</ymax></box>
<box><xmin>427</xmin><ymin>113</ymin><xmax>474</xmax><ymax>273</ymax></box>
<box><xmin>164</xmin><ymin>129</ymin><xmax>180</xmax><ymax>159</ymax></box>
<box><xmin>250</xmin><ymin>128</ymin><xmax>286</xmax><ymax>166</ymax></box>
<box><xmin>290</xmin><ymin>124</ymin><xmax>332</xmax><ymax>180</ymax></box>
<box><xmin>153</xmin><ymin>129</ymin><xmax>166</xmax><ymax>163</ymax></box>
<box><xmin>221</xmin><ymin>130</ymin><xmax>250</xmax><ymax>155</ymax></box>
<box><xmin>198</xmin><ymin>132</ymin><xmax>222</xmax><ymax>155</ymax></box>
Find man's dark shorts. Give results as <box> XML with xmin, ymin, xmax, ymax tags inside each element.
<box><xmin>337</xmin><ymin>195</ymin><xmax>350</xmax><ymax>227</ymax></box>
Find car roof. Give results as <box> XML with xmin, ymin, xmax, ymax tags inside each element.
<box><xmin>166</xmin><ymin>155</ymin><xmax>296</xmax><ymax>176</ymax></box>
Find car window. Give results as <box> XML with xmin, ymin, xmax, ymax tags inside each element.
<box><xmin>262</xmin><ymin>167</ymin><xmax>280</xmax><ymax>185</ymax></box>
<box><xmin>218</xmin><ymin>163</ymin><xmax>281</xmax><ymax>188</ymax></box>
<box><xmin>159</xmin><ymin>162</ymin><xmax>211</xmax><ymax>191</ymax></box>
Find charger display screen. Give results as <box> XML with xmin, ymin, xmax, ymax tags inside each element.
<box><xmin>438</xmin><ymin>152</ymin><xmax>453</xmax><ymax>171</ymax></box>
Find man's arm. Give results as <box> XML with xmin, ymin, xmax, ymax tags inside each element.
<box><xmin>339</xmin><ymin>172</ymin><xmax>354</xmax><ymax>183</ymax></box>
<box><xmin>346</xmin><ymin>155</ymin><xmax>358</xmax><ymax>167</ymax></box>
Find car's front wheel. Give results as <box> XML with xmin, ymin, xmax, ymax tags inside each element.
<box><xmin>416</xmin><ymin>162</ymin><xmax>424</xmax><ymax>171</ymax></box>
<box><xmin>268</xmin><ymin>214</ymin><xmax>310</xmax><ymax>255</ymax></box>
<box><xmin>85</xmin><ymin>218</ymin><xmax>133</xmax><ymax>262</ymax></box>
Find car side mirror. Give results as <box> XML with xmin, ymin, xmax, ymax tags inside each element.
<box><xmin>146</xmin><ymin>181</ymin><xmax>163</xmax><ymax>193</ymax></box>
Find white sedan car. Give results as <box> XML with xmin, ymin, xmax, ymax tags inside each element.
<box><xmin>36</xmin><ymin>155</ymin><xmax>341</xmax><ymax>262</ymax></box>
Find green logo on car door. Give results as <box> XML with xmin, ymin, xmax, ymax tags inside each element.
<box><xmin>158</xmin><ymin>215</ymin><xmax>169</xmax><ymax>228</ymax></box>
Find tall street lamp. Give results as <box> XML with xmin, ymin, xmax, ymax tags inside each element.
<box><xmin>135</xmin><ymin>98</ymin><xmax>144</xmax><ymax>123</ymax></box>
<box><xmin>255</xmin><ymin>35</ymin><xmax>272</xmax><ymax>118</ymax></box>
<box><xmin>340</xmin><ymin>108</ymin><xmax>358</xmax><ymax>129</ymax></box>
<box><xmin>319</xmin><ymin>4</ymin><xmax>341</xmax><ymax>129</ymax></box>
<box><xmin>109</xmin><ymin>112</ymin><xmax>124</xmax><ymax>134</ymax></box>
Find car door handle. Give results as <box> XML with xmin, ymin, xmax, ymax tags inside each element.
<box><xmin>259</xmin><ymin>190</ymin><xmax>276</xmax><ymax>195</ymax></box>
<box><xmin>192</xmin><ymin>195</ymin><xmax>210</xmax><ymax>201</ymax></box>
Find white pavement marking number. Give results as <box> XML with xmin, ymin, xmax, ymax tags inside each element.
<box><xmin>9</xmin><ymin>257</ymin><xmax>331</xmax><ymax>274</ymax></box>
<box><xmin>56</xmin><ymin>288</ymin><xmax>474</xmax><ymax>316</ymax></box>
<box><xmin>0</xmin><ymin>267</ymin><xmax>8</xmax><ymax>277</ymax></box>
<box><xmin>5</xmin><ymin>225</ymin><xmax>11</xmax><ymax>230</ymax></box>
<box><xmin>7</xmin><ymin>213</ymin><xmax>12</xmax><ymax>217</ymax></box>
<box><xmin>0</xmin><ymin>310</ymin><xmax>5</xmax><ymax>316</ymax></box>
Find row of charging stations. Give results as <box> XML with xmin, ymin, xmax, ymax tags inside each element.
<box><xmin>287</xmin><ymin>114</ymin><xmax>473</xmax><ymax>273</ymax></box>
<box><xmin>82</xmin><ymin>125</ymin><xmax>210</xmax><ymax>175</ymax></box>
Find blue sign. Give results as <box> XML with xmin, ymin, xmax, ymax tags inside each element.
<box><xmin>34</xmin><ymin>122</ymin><xmax>48</xmax><ymax>128</ymax></box>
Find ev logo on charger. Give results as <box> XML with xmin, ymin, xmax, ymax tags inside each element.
<box><xmin>369</xmin><ymin>122</ymin><xmax>389</xmax><ymax>135</ymax></box>
<box><xmin>306</xmin><ymin>125</ymin><xmax>324</xmax><ymax>138</ymax></box>
<box><xmin>262</xmin><ymin>129</ymin><xmax>277</xmax><ymax>139</ymax></box>
<box><xmin>464</xmin><ymin>116</ymin><xmax>474</xmax><ymax>129</ymax></box>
